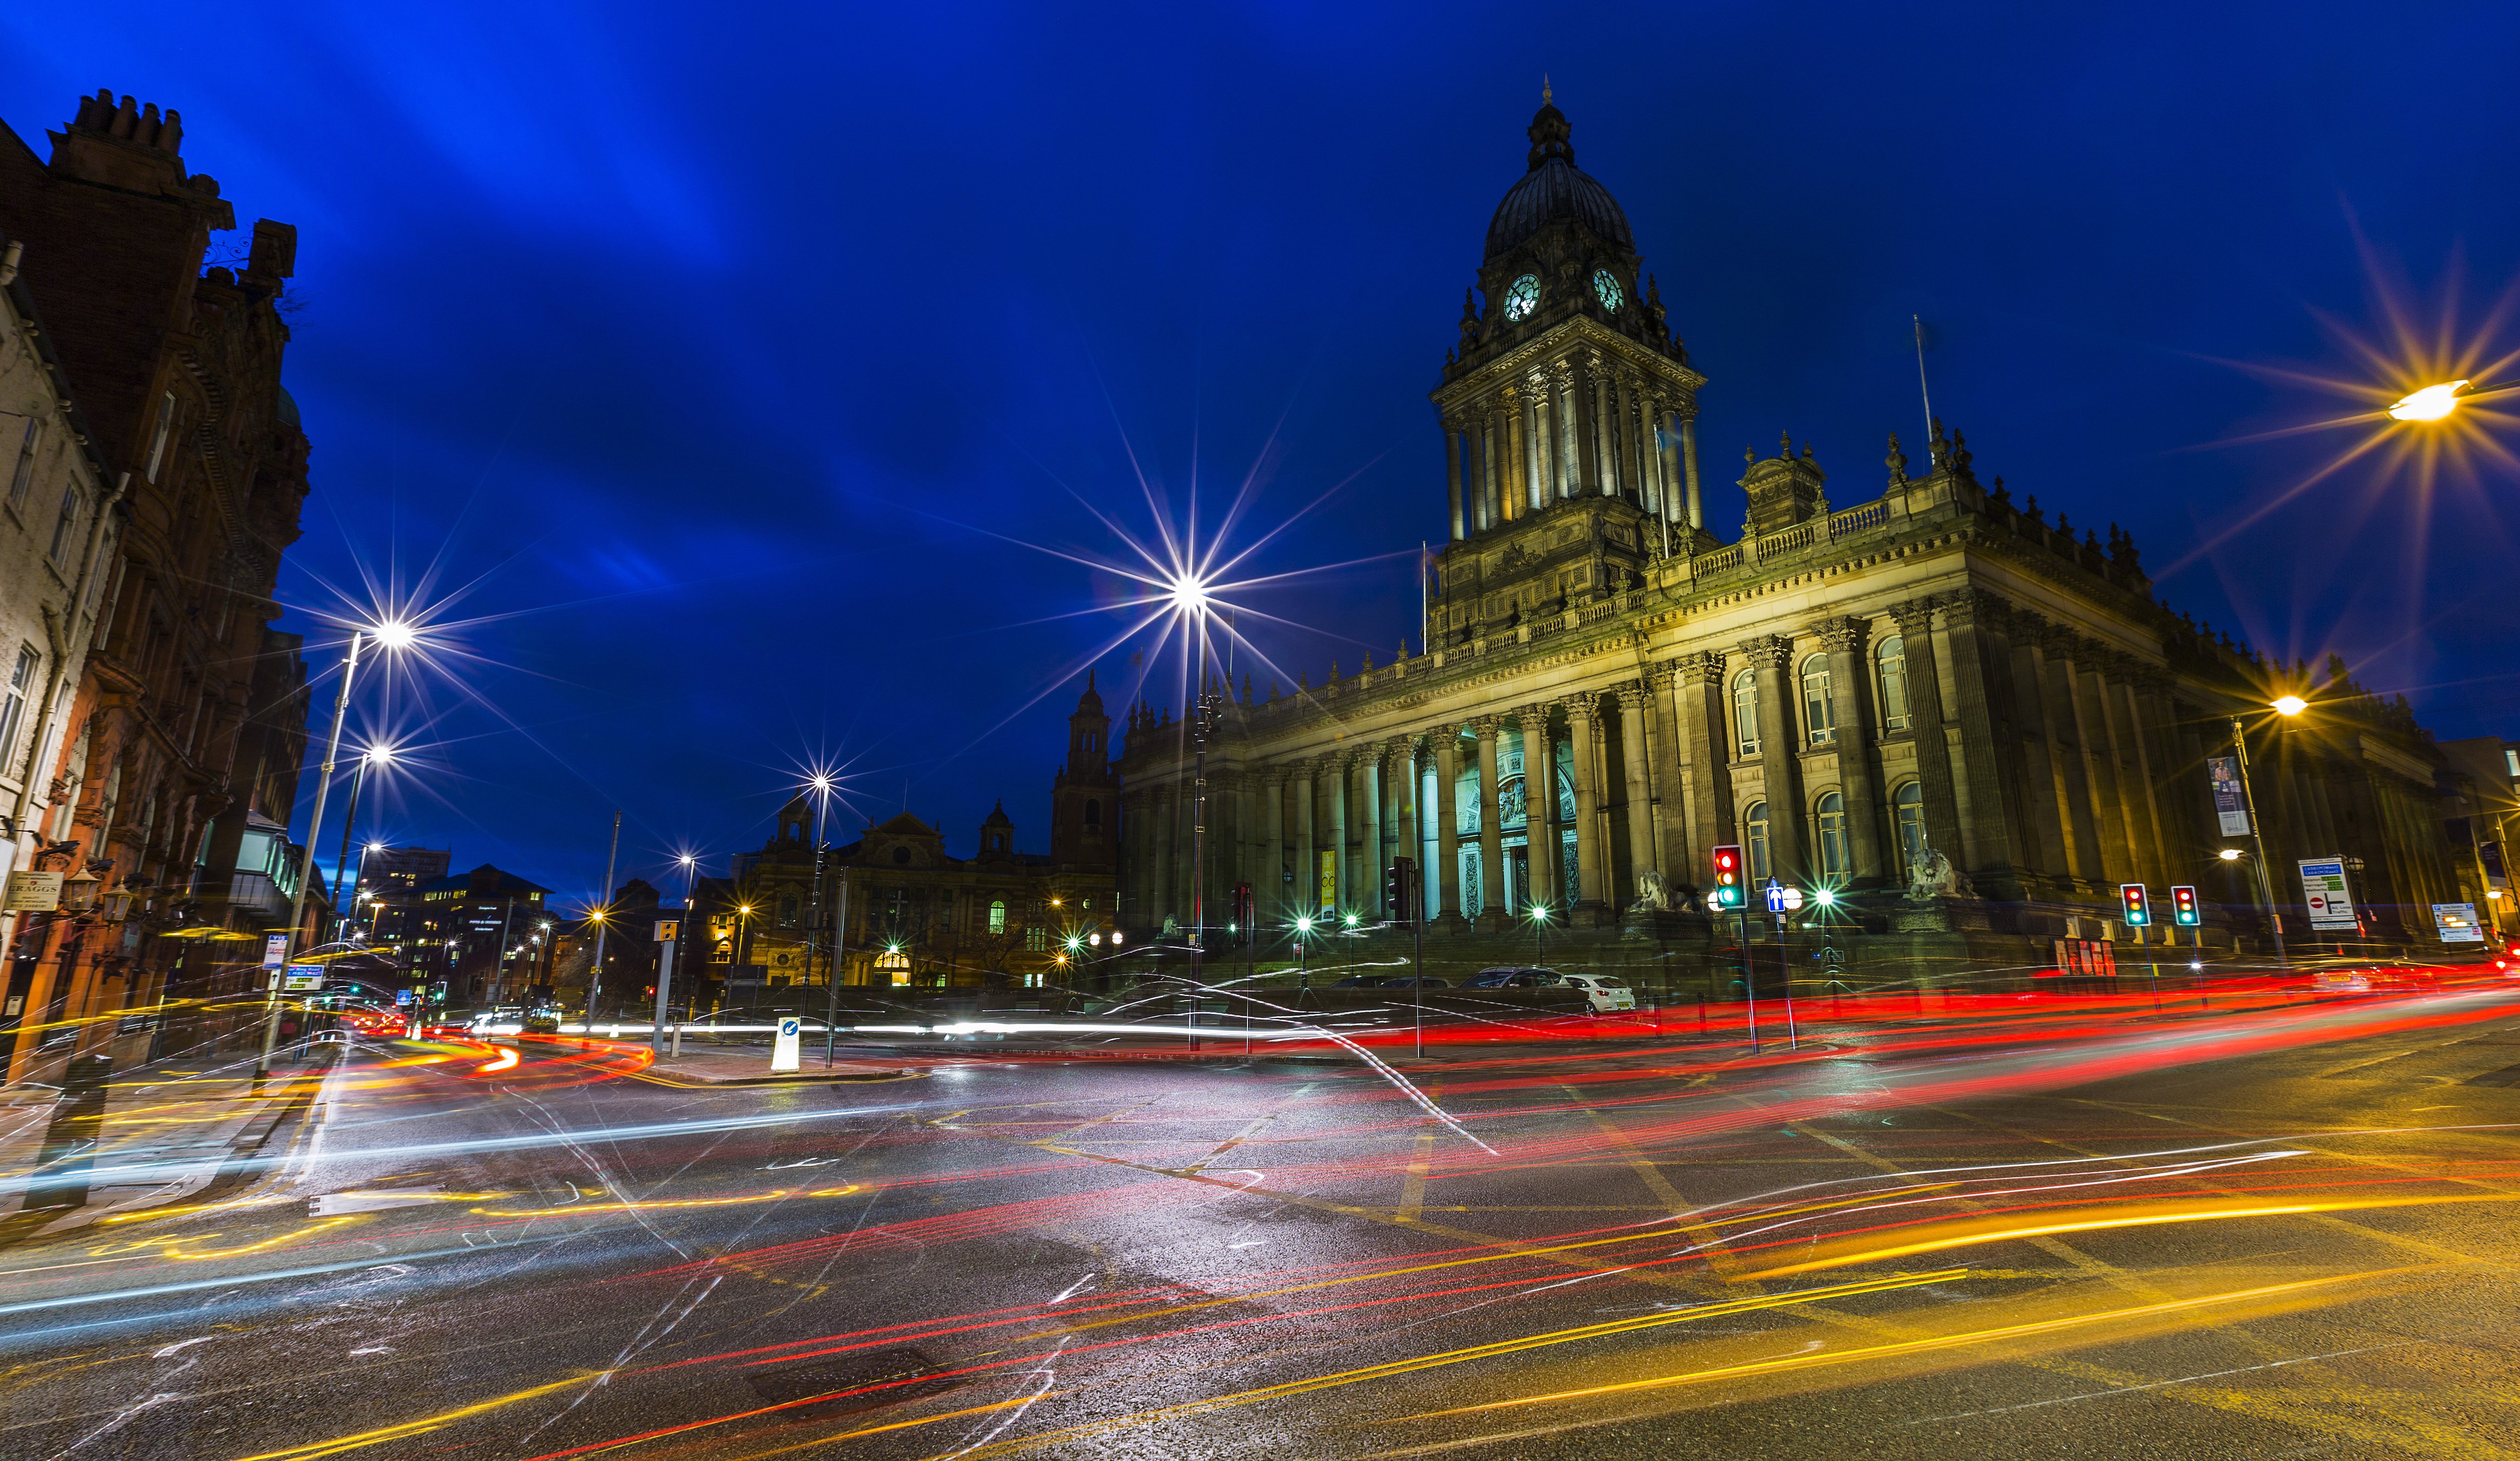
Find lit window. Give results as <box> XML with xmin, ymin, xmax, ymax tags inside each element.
<box><xmin>0</xmin><ymin>645</ymin><xmax>31</xmax><ymax>767</ymax></box>
<box><xmin>2506</xmin><ymin>748</ymin><xmax>2518</xmax><ymax>779</ymax></box>
<box><xmin>7</xmin><ymin>418</ymin><xmax>38</xmax><ymax>508</ymax></box>
<box><xmin>1025</xmin><ymin>926</ymin><xmax>1047</xmax><ymax>952</ymax></box>
<box><xmin>1733</xmin><ymin>669</ymin><xmax>1760</xmax><ymax>758</ymax></box>
<box><xmin>988</xmin><ymin>899</ymin><xmax>1006</xmax><ymax>934</ymax></box>
<box><xmin>1878</xmin><ymin>635</ymin><xmax>1910</xmax><ymax>732</ymax></box>
<box><xmin>1745</xmin><ymin>801</ymin><xmax>1770</xmax><ymax>882</ymax></box>
<box><xmin>1801</xmin><ymin>657</ymin><xmax>1835</xmax><ymax>746</ymax></box>
<box><xmin>1814</xmin><ymin>792</ymin><xmax>1847</xmax><ymax>877</ymax></box>
<box><xmin>1893</xmin><ymin>782</ymin><xmax>1926</xmax><ymax>880</ymax></box>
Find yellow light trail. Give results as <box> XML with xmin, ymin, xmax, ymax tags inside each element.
<box><xmin>227</xmin><ymin>1374</ymin><xmax>594</xmax><ymax>1461</ymax></box>
<box><xmin>1734</xmin><ymin>1192</ymin><xmax>2515</xmax><ymax>1281</ymax></box>
<box><xmin>470</xmin><ymin>1185</ymin><xmax>859</xmax><ymax>1218</ymax></box>
<box><xmin>1406</xmin><ymin>1269</ymin><xmax>2401</xmax><ymax>1420</ymax></box>
<box><xmin>915</xmin><ymin>1270</ymin><xmax>1961</xmax><ymax>1461</ymax></box>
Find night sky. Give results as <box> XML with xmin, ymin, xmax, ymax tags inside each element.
<box><xmin>7</xmin><ymin>5</ymin><xmax>2519</xmax><ymax>914</ymax></box>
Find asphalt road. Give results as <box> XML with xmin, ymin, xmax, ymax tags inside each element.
<box><xmin>4</xmin><ymin>987</ymin><xmax>2519</xmax><ymax>1461</ymax></box>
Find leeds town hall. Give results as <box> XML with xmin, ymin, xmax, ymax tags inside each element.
<box><xmin>1110</xmin><ymin>98</ymin><xmax>2487</xmax><ymax>980</ymax></box>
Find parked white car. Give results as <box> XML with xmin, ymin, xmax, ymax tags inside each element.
<box><xmin>1554</xmin><ymin>973</ymin><xmax>1636</xmax><ymax>1013</ymax></box>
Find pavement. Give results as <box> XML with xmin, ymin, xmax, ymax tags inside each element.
<box><xmin>0</xmin><ymin>1043</ymin><xmax>335</xmax><ymax>1236</ymax></box>
<box><xmin>2</xmin><ymin>989</ymin><xmax>2518</xmax><ymax>1459</ymax></box>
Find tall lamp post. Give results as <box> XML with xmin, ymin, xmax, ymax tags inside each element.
<box><xmin>257</xmin><ymin>620</ymin><xmax>414</xmax><ymax>1081</ymax></box>
<box><xmin>2229</xmin><ymin>696</ymin><xmax>2305</xmax><ymax>970</ymax></box>
<box><xmin>329</xmin><ymin>746</ymin><xmax>390</xmax><ymax>942</ymax></box>
<box><xmin>654</xmin><ymin>853</ymin><xmax>696</xmax><ymax>1056</ymax></box>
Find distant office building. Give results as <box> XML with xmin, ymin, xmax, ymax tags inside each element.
<box><xmin>410</xmin><ymin>864</ymin><xmax>552</xmax><ymax>1005</ymax></box>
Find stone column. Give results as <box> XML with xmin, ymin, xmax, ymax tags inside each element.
<box><xmin>1888</xmin><ymin>599</ymin><xmax>1964</xmax><ymax>872</ymax></box>
<box><xmin>2034</xmin><ymin>626</ymin><xmax>2108</xmax><ymax>890</ymax></box>
<box><xmin>1431</xmin><ymin>732</ymin><xmax>1463</xmax><ymax>922</ymax></box>
<box><xmin>1326</xmin><ymin>753</ymin><xmax>1352</xmax><ymax>913</ymax></box>
<box><xmin>1679</xmin><ymin>413</ymin><xmax>1704</xmax><ymax>531</ymax></box>
<box><xmin>1357</xmin><ymin>752</ymin><xmax>1384</xmax><ymax>914</ymax></box>
<box><xmin>1517</xmin><ymin>704</ymin><xmax>1559</xmax><ymax>915</ymax></box>
<box><xmin>1443</xmin><ymin>420</ymin><xmax>1466</xmax><ymax>542</ymax></box>
<box><xmin>1262</xmin><ymin>770</ymin><xmax>1287</xmax><ymax>924</ymax></box>
<box><xmin>1748</xmin><ymin>634</ymin><xmax>1805</xmax><ymax>882</ymax></box>
<box><xmin>1936</xmin><ymin>591</ymin><xmax>2025</xmax><ymax>895</ymax></box>
<box><xmin>1817</xmin><ymin>616</ymin><xmax>1886</xmax><ymax>882</ymax></box>
<box><xmin>1563</xmin><ymin>693</ymin><xmax>1606</xmax><ymax>918</ymax></box>
<box><xmin>1474</xmin><ymin>717</ymin><xmax>1507</xmax><ymax>927</ymax></box>
<box><xmin>1392</xmin><ymin>738</ymin><xmax>1419</xmax><ymax>909</ymax></box>
<box><xmin>2098</xmin><ymin>661</ymin><xmax>2166</xmax><ymax>889</ymax></box>
<box><xmin>1616</xmin><ymin>685</ymin><xmax>1658</xmax><ymax>906</ymax></box>
<box><xmin>1499</xmin><ymin>395</ymin><xmax>1522</xmax><ymax>523</ymax></box>
<box><xmin>1570</xmin><ymin>361</ymin><xmax>1601</xmax><ymax>494</ymax></box>
<box><xmin>1616</xmin><ymin>375</ymin><xmax>1643</xmax><ymax>504</ymax></box>
<box><xmin>1530</xmin><ymin>378</ymin><xmax>1556</xmax><ymax>507</ymax></box>
<box><xmin>1293</xmin><ymin>761</ymin><xmax>1317</xmax><ymax>915</ymax></box>
<box><xmin>1674</xmin><ymin>651</ymin><xmax>1734</xmax><ymax>876</ymax></box>
<box><xmin>1152</xmin><ymin>782</ymin><xmax>1177</xmax><ymax>927</ymax></box>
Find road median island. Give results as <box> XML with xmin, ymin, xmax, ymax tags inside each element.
<box><xmin>629</xmin><ymin>1046</ymin><xmax>914</xmax><ymax>1086</ymax></box>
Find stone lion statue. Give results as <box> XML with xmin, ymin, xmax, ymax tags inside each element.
<box><xmin>1635</xmin><ymin>869</ymin><xmax>1674</xmax><ymax>912</ymax></box>
<box><xmin>1906</xmin><ymin>836</ymin><xmax>1972</xmax><ymax>901</ymax></box>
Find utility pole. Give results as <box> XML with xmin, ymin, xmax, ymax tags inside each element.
<box><xmin>586</xmin><ymin>810</ymin><xmax>621</xmax><ymax>1023</ymax></box>
<box><xmin>823</xmin><ymin>868</ymin><xmax>851</xmax><ymax>1067</ymax></box>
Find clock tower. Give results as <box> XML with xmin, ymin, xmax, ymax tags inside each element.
<box><xmin>1426</xmin><ymin>89</ymin><xmax>1709</xmax><ymax>651</ymax></box>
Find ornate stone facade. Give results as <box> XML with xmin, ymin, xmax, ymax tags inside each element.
<box><xmin>1114</xmin><ymin>96</ymin><xmax>2474</xmax><ymax>959</ymax></box>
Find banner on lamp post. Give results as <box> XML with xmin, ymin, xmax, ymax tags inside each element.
<box><xmin>2208</xmin><ymin>756</ymin><xmax>2251</xmax><ymax>836</ymax></box>
<box><xmin>2298</xmin><ymin>858</ymin><xmax>2358</xmax><ymax>930</ymax></box>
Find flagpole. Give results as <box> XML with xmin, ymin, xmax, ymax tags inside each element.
<box><xmin>1912</xmin><ymin>314</ymin><xmax>1936</xmax><ymax>452</ymax></box>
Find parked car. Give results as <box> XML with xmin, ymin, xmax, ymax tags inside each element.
<box><xmin>1381</xmin><ymin>976</ymin><xmax>1450</xmax><ymax>989</ymax></box>
<box><xmin>1556</xmin><ymin>973</ymin><xmax>1637</xmax><ymax>1013</ymax></box>
<box><xmin>1465</xmin><ymin>967</ymin><xmax>1559</xmax><ymax>989</ymax></box>
<box><xmin>1331</xmin><ymin>974</ymin><xmax>1390</xmax><ymax>988</ymax></box>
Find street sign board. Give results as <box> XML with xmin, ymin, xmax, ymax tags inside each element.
<box><xmin>2434</xmin><ymin>903</ymin><xmax>2486</xmax><ymax>942</ymax></box>
<box><xmin>654</xmin><ymin>920</ymin><xmax>678</xmax><ymax>943</ymax></box>
<box><xmin>281</xmin><ymin>964</ymin><xmax>325</xmax><ymax>991</ymax></box>
<box><xmin>1764</xmin><ymin>879</ymin><xmax>1786</xmax><ymax>913</ymax></box>
<box><xmin>2299</xmin><ymin>858</ymin><xmax>2357</xmax><ymax>930</ymax></box>
<box><xmin>2208</xmin><ymin>756</ymin><xmax>2251</xmax><ymax>836</ymax></box>
<box><xmin>771</xmin><ymin>1016</ymin><xmax>802</xmax><ymax>1072</ymax></box>
<box><xmin>4</xmin><ymin>870</ymin><xmax>61</xmax><ymax>912</ymax></box>
<box><xmin>261</xmin><ymin>933</ymin><xmax>290</xmax><ymax>969</ymax></box>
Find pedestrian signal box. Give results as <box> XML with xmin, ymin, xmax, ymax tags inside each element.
<box><xmin>2169</xmin><ymin>885</ymin><xmax>2201</xmax><ymax>926</ymax></box>
<box><xmin>1385</xmin><ymin>859</ymin><xmax>1417</xmax><ymax>925</ymax></box>
<box><xmin>1710</xmin><ymin>846</ymin><xmax>1744</xmax><ymax>909</ymax></box>
<box><xmin>2118</xmin><ymin>882</ymin><xmax>2151</xmax><ymax>927</ymax></box>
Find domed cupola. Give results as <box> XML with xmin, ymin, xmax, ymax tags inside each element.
<box><xmin>1483</xmin><ymin>94</ymin><xmax>1636</xmax><ymax>264</ymax></box>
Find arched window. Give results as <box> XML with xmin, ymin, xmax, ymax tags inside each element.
<box><xmin>1801</xmin><ymin>657</ymin><xmax>1836</xmax><ymax>745</ymax></box>
<box><xmin>1893</xmin><ymin>781</ymin><xmax>1927</xmax><ymax>879</ymax></box>
<box><xmin>1878</xmin><ymin>635</ymin><xmax>1911</xmax><ymax>732</ymax></box>
<box><xmin>1745</xmin><ymin>801</ymin><xmax>1771</xmax><ymax>881</ymax></box>
<box><xmin>777</xmin><ymin>893</ymin><xmax>800</xmax><ymax>928</ymax></box>
<box><xmin>1814</xmin><ymin>792</ymin><xmax>1847</xmax><ymax>877</ymax></box>
<box><xmin>1733</xmin><ymin>669</ymin><xmax>1760</xmax><ymax>757</ymax></box>
<box><xmin>1084</xmin><ymin>798</ymin><xmax>1101</xmax><ymax>828</ymax></box>
<box><xmin>988</xmin><ymin>900</ymin><xmax>1007</xmax><ymax>935</ymax></box>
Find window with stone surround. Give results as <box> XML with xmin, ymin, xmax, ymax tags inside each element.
<box><xmin>1733</xmin><ymin>670</ymin><xmax>1759</xmax><ymax>757</ymax></box>
<box><xmin>1814</xmin><ymin>792</ymin><xmax>1847</xmax><ymax>877</ymax></box>
<box><xmin>1745</xmin><ymin>801</ymin><xmax>1771</xmax><ymax>882</ymax></box>
<box><xmin>1801</xmin><ymin>657</ymin><xmax>1835</xmax><ymax>746</ymax></box>
<box><xmin>1878</xmin><ymin>636</ymin><xmax>1911</xmax><ymax>732</ymax></box>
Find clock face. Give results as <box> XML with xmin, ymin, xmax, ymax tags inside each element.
<box><xmin>1593</xmin><ymin>269</ymin><xmax>1624</xmax><ymax>311</ymax></box>
<box><xmin>1503</xmin><ymin>274</ymin><xmax>1540</xmax><ymax>322</ymax></box>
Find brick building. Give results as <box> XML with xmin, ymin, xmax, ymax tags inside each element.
<box><xmin>0</xmin><ymin>89</ymin><xmax>317</xmax><ymax>1082</ymax></box>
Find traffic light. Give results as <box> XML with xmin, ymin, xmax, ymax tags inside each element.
<box><xmin>2169</xmin><ymin>885</ymin><xmax>2201</xmax><ymax>926</ymax></box>
<box><xmin>1230</xmin><ymin>882</ymin><xmax>1253</xmax><ymax>944</ymax></box>
<box><xmin>1711</xmin><ymin>845</ymin><xmax>1745</xmax><ymax>909</ymax></box>
<box><xmin>1385</xmin><ymin>859</ymin><xmax>1417</xmax><ymax>925</ymax></box>
<box><xmin>2118</xmin><ymin>882</ymin><xmax>2151</xmax><ymax>927</ymax></box>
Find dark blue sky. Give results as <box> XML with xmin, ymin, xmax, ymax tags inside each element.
<box><xmin>10</xmin><ymin>5</ymin><xmax>2520</xmax><ymax>913</ymax></box>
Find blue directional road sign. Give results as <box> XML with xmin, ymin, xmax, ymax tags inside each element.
<box><xmin>1764</xmin><ymin>879</ymin><xmax>1786</xmax><ymax>913</ymax></box>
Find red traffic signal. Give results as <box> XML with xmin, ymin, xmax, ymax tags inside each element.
<box><xmin>2118</xmin><ymin>882</ymin><xmax>2151</xmax><ymax>927</ymax></box>
<box><xmin>2169</xmin><ymin>884</ymin><xmax>2201</xmax><ymax>926</ymax></box>
<box><xmin>1711</xmin><ymin>845</ymin><xmax>1744</xmax><ymax>908</ymax></box>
